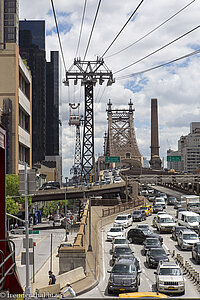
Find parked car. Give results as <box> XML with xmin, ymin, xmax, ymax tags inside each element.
<box><xmin>127</xmin><ymin>228</ymin><xmax>163</xmax><ymax>245</ymax></box>
<box><xmin>107</xmin><ymin>227</ymin><xmax>124</xmax><ymax>241</ymax></box>
<box><xmin>111</xmin><ymin>237</ymin><xmax>129</xmax><ymax>254</ymax></box>
<box><xmin>114</xmin><ymin>214</ymin><xmax>132</xmax><ymax>228</ymax></box>
<box><xmin>167</xmin><ymin>196</ymin><xmax>177</xmax><ymax>205</ymax></box>
<box><xmin>10</xmin><ymin>226</ymin><xmax>26</xmax><ymax>234</ymax></box>
<box><xmin>152</xmin><ymin>204</ymin><xmax>163</xmax><ymax>214</ymax></box>
<box><xmin>132</xmin><ymin>210</ymin><xmax>146</xmax><ymax>222</ymax></box>
<box><xmin>177</xmin><ymin>229</ymin><xmax>200</xmax><ymax>250</ymax></box>
<box><xmin>111</xmin><ymin>245</ymin><xmax>133</xmax><ymax>266</ymax></box>
<box><xmin>143</xmin><ymin>238</ymin><xmax>161</xmax><ymax>255</ymax></box>
<box><xmin>192</xmin><ymin>242</ymin><xmax>200</xmax><ymax>263</ymax></box>
<box><xmin>154</xmin><ymin>261</ymin><xmax>185</xmax><ymax>295</ymax></box>
<box><xmin>107</xmin><ymin>258</ymin><xmax>141</xmax><ymax>294</ymax></box>
<box><xmin>146</xmin><ymin>248</ymin><xmax>169</xmax><ymax>268</ymax></box>
<box><xmin>171</xmin><ymin>226</ymin><xmax>187</xmax><ymax>241</ymax></box>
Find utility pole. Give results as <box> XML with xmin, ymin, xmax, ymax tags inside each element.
<box><xmin>64</xmin><ymin>57</ymin><xmax>114</xmax><ymax>182</ymax></box>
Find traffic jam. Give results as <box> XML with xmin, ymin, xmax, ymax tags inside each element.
<box><xmin>105</xmin><ymin>187</ymin><xmax>200</xmax><ymax>297</ymax></box>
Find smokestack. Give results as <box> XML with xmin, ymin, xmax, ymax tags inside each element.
<box><xmin>150</xmin><ymin>98</ymin><xmax>162</xmax><ymax>169</ymax></box>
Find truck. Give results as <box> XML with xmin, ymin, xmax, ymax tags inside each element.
<box><xmin>180</xmin><ymin>195</ymin><xmax>200</xmax><ymax>212</ymax></box>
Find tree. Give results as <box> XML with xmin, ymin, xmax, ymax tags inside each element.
<box><xmin>6</xmin><ymin>174</ymin><xmax>20</xmax><ymax>196</ymax></box>
<box><xmin>6</xmin><ymin>197</ymin><xmax>19</xmax><ymax>215</ymax></box>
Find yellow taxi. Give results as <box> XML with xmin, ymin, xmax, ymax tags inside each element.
<box><xmin>140</xmin><ymin>205</ymin><xmax>152</xmax><ymax>216</ymax></box>
<box><xmin>119</xmin><ymin>291</ymin><xmax>168</xmax><ymax>298</ymax></box>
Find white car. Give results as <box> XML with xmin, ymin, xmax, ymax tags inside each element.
<box><xmin>114</xmin><ymin>214</ymin><xmax>132</xmax><ymax>228</ymax></box>
<box><xmin>107</xmin><ymin>227</ymin><xmax>124</xmax><ymax>241</ymax></box>
<box><xmin>10</xmin><ymin>226</ymin><xmax>26</xmax><ymax>234</ymax></box>
<box><xmin>111</xmin><ymin>237</ymin><xmax>129</xmax><ymax>254</ymax></box>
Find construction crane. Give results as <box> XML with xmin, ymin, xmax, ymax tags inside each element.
<box><xmin>69</xmin><ymin>103</ymin><xmax>82</xmax><ymax>182</ymax></box>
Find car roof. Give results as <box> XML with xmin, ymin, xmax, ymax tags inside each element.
<box><xmin>115</xmin><ymin>244</ymin><xmax>130</xmax><ymax>248</ymax></box>
<box><xmin>158</xmin><ymin>213</ymin><xmax>173</xmax><ymax>218</ymax></box>
<box><xmin>159</xmin><ymin>261</ymin><xmax>179</xmax><ymax>267</ymax></box>
<box><xmin>180</xmin><ymin>229</ymin><xmax>197</xmax><ymax>233</ymax></box>
<box><xmin>114</xmin><ymin>258</ymin><xmax>135</xmax><ymax>265</ymax></box>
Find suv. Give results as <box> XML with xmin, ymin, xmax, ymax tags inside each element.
<box><xmin>114</xmin><ymin>214</ymin><xmax>132</xmax><ymax>228</ymax></box>
<box><xmin>192</xmin><ymin>242</ymin><xmax>200</xmax><ymax>263</ymax></box>
<box><xmin>177</xmin><ymin>229</ymin><xmax>200</xmax><ymax>250</ymax></box>
<box><xmin>154</xmin><ymin>261</ymin><xmax>185</xmax><ymax>295</ymax></box>
<box><xmin>132</xmin><ymin>210</ymin><xmax>146</xmax><ymax>222</ymax></box>
<box><xmin>127</xmin><ymin>228</ymin><xmax>163</xmax><ymax>245</ymax></box>
<box><xmin>107</xmin><ymin>258</ymin><xmax>141</xmax><ymax>294</ymax></box>
<box><xmin>146</xmin><ymin>247</ymin><xmax>169</xmax><ymax>268</ymax></box>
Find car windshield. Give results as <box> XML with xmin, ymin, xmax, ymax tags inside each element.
<box><xmin>133</xmin><ymin>211</ymin><xmax>140</xmax><ymax>215</ymax></box>
<box><xmin>138</xmin><ymin>225</ymin><xmax>149</xmax><ymax>229</ymax></box>
<box><xmin>112</xmin><ymin>264</ymin><xmax>136</xmax><ymax>274</ymax></box>
<box><xmin>183</xmin><ymin>233</ymin><xmax>198</xmax><ymax>240</ymax></box>
<box><xmin>114</xmin><ymin>239</ymin><xmax>127</xmax><ymax>244</ymax></box>
<box><xmin>159</xmin><ymin>268</ymin><xmax>181</xmax><ymax>276</ymax></box>
<box><xmin>187</xmin><ymin>216</ymin><xmax>199</xmax><ymax>223</ymax></box>
<box><xmin>116</xmin><ymin>216</ymin><xmax>127</xmax><ymax>220</ymax></box>
<box><xmin>150</xmin><ymin>249</ymin><xmax>165</xmax><ymax>255</ymax></box>
<box><xmin>115</xmin><ymin>247</ymin><xmax>132</xmax><ymax>254</ymax></box>
<box><xmin>146</xmin><ymin>239</ymin><xmax>159</xmax><ymax>245</ymax></box>
<box><xmin>110</xmin><ymin>228</ymin><xmax>122</xmax><ymax>232</ymax></box>
<box><xmin>160</xmin><ymin>217</ymin><xmax>174</xmax><ymax>223</ymax></box>
<box><xmin>175</xmin><ymin>227</ymin><xmax>185</xmax><ymax>233</ymax></box>
<box><xmin>143</xmin><ymin>229</ymin><xmax>153</xmax><ymax>235</ymax></box>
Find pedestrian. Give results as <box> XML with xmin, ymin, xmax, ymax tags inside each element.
<box><xmin>60</xmin><ymin>282</ymin><xmax>76</xmax><ymax>298</ymax></box>
<box><xmin>14</xmin><ymin>222</ymin><xmax>18</xmax><ymax>229</ymax></box>
<box><xmin>48</xmin><ymin>271</ymin><xmax>56</xmax><ymax>285</ymax></box>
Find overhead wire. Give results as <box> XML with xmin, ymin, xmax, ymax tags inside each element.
<box><xmin>105</xmin><ymin>0</ymin><xmax>196</xmax><ymax>59</ymax></box>
<box><xmin>83</xmin><ymin>0</ymin><xmax>102</xmax><ymax>60</ymax></box>
<box><xmin>116</xmin><ymin>48</ymin><xmax>200</xmax><ymax>80</ymax></box>
<box><xmin>101</xmin><ymin>0</ymin><xmax>145</xmax><ymax>58</ymax></box>
<box><xmin>50</xmin><ymin>0</ymin><xmax>67</xmax><ymax>72</ymax></box>
<box><xmin>75</xmin><ymin>0</ymin><xmax>88</xmax><ymax>58</ymax></box>
<box><xmin>114</xmin><ymin>24</ymin><xmax>200</xmax><ymax>74</ymax></box>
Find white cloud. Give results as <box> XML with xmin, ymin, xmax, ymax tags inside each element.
<box><xmin>19</xmin><ymin>0</ymin><xmax>200</xmax><ymax>178</ymax></box>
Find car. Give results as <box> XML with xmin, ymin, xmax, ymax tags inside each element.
<box><xmin>111</xmin><ymin>237</ymin><xmax>129</xmax><ymax>254</ymax></box>
<box><xmin>167</xmin><ymin>196</ymin><xmax>177</xmax><ymax>205</ymax></box>
<box><xmin>177</xmin><ymin>229</ymin><xmax>200</xmax><ymax>250</ymax></box>
<box><xmin>148</xmin><ymin>195</ymin><xmax>155</xmax><ymax>202</ymax></box>
<box><xmin>113</xmin><ymin>177</ymin><xmax>122</xmax><ymax>183</ymax></box>
<box><xmin>127</xmin><ymin>228</ymin><xmax>163</xmax><ymax>245</ymax></box>
<box><xmin>107</xmin><ymin>227</ymin><xmax>124</xmax><ymax>241</ymax></box>
<box><xmin>143</xmin><ymin>238</ymin><xmax>161</xmax><ymax>255</ymax></box>
<box><xmin>159</xmin><ymin>193</ymin><xmax>167</xmax><ymax>201</ymax></box>
<box><xmin>156</xmin><ymin>214</ymin><xmax>176</xmax><ymax>233</ymax></box>
<box><xmin>116</xmin><ymin>256</ymin><xmax>140</xmax><ymax>272</ymax></box>
<box><xmin>58</xmin><ymin>242</ymin><xmax>73</xmax><ymax>251</ymax></box>
<box><xmin>114</xmin><ymin>214</ymin><xmax>132</xmax><ymax>228</ymax></box>
<box><xmin>153</xmin><ymin>204</ymin><xmax>163</xmax><ymax>213</ymax></box>
<box><xmin>154</xmin><ymin>198</ymin><xmax>166</xmax><ymax>209</ymax></box>
<box><xmin>157</xmin><ymin>211</ymin><xmax>167</xmax><ymax>216</ymax></box>
<box><xmin>171</xmin><ymin>226</ymin><xmax>187</xmax><ymax>241</ymax></box>
<box><xmin>154</xmin><ymin>261</ymin><xmax>185</xmax><ymax>295</ymax></box>
<box><xmin>100</xmin><ymin>179</ymin><xmax>107</xmax><ymax>185</ymax></box>
<box><xmin>132</xmin><ymin>210</ymin><xmax>146</xmax><ymax>222</ymax></box>
<box><xmin>111</xmin><ymin>245</ymin><xmax>134</xmax><ymax>266</ymax></box>
<box><xmin>107</xmin><ymin>258</ymin><xmax>141</xmax><ymax>294</ymax></box>
<box><xmin>192</xmin><ymin>242</ymin><xmax>200</xmax><ymax>263</ymax></box>
<box><xmin>139</xmin><ymin>205</ymin><xmax>152</xmax><ymax>216</ymax></box>
<box><xmin>10</xmin><ymin>226</ymin><xmax>26</xmax><ymax>234</ymax></box>
<box><xmin>113</xmin><ymin>223</ymin><xmax>125</xmax><ymax>230</ymax></box>
<box><xmin>146</xmin><ymin>247</ymin><xmax>169</xmax><ymax>268</ymax></box>
<box><xmin>174</xmin><ymin>200</ymin><xmax>183</xmax><ymax>210</ymax></box>
<box><xmin>175</xmin><ymin>207</ymin><xmax>187</xmax><ymax>218</ymax></box>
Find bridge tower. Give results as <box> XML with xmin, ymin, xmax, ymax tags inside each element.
<box><xmin>106</xmin><ymin>99</ymin><xmax>143</xmax><ymax>167</ymax></box>
<box><xmin>69</xmin><ymin>103</ymin><xmax>82</xmax><ymax>180</ymax></box>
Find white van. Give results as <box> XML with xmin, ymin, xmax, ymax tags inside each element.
<box><xmin>156</xmin><ymin>213</ymin><xmax>176</xmax><ymax>233</ymax></box>
<box><xmin>178</xmin><ymin>211</ymin><xmax>199</xmax><ymax>231</ymax></box>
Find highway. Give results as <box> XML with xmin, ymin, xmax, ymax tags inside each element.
<box><xmin>78</xmin><ymin>185</ymin><xmax>200</xmax><ymax>298</ymax></box>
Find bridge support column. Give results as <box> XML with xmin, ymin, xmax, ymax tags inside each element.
<box><xmin>130</xmin><ymin>181</ymin><xmax>139</xmax><ymax>200</ymax></box>
<box><xmin>59</xmin><ymin>247</ymin><xmax>86</xmax><ymax>274</ymax></box>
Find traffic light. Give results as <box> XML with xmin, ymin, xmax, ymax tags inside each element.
<box><xmin>89</xmin><ymin>172</ymin><xmax>92</xmax><ymax>183</ymax></box>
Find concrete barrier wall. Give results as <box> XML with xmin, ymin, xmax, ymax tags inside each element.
<box><xmin>56</xmin><ymin>266</ymin><xmax>86</xmax><ymax>288</ymax></box>
<box><xmin>38</xmin><ymin>283</ymin><xmax>60</xmax><ymax>295</ymax></box>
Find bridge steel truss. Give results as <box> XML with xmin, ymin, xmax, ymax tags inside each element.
<box><xmin>65</xmin><ymin>58</ymin><xmax>114</xmax><ymax>182</ymax></box>
<box><xmin>106</xmin><ymin>99</ymin><xmax>143</xmax><ymax>167</ymax></box>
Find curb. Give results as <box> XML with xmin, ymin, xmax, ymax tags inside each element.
<box><xmin>76</xmin><ymin>279</ymin><xmax>99</xmax><ymax>296</ymax></box>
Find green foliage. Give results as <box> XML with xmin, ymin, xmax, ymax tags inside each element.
<box><xmin>6</xmin><ymin>197</ymin><xmax>19</xmax><ymax>215</ymax></box>
<box><xmin>6</xmin><ymin>174</ymin><xmax>20</xmax><ymax>196</ymax></box>
<box><xmin>41</xmin><ymin>201</ymin><xmax>58</xmax><ymax>217</ymax></box>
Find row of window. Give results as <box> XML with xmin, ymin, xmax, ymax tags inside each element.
<box><xmin>19</xmin><ymin>71</ymin><xmax>30</xmax><ymax>100</ymax></box>
<box><xmin>19</xmin><ymin>107</ymin><xmax>30</xmax><ymax>133</ymax></box>
<box><xmin>19</xmin><ymin>143</ymin><xmax>30</xmax><ymax>165</ymax></box>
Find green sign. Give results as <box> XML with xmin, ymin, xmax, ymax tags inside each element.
<box><xmin>105</xmin><ymin>156</ymin><xmax>121</xmax><ymax>163</ymax></box>
<box><xmin>29</xmin><ymin>230</ymin><xmax>39</xmax><ymax>234</ymax></box>
<box><xmin>167</xmin><ymin>156</ymin><xmax>181</xmax><ymax>162</ymax></box>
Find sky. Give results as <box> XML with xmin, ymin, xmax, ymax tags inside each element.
<box><xmin>19</xmin><ymin>0</ymin><xmax>200</xmax><ymax>179</ymax></box>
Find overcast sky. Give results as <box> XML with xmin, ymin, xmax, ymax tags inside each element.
<box><xmin>19</xmin><ymin>0</ymin><xmax>200</xmax><ymax>179</ymax></box>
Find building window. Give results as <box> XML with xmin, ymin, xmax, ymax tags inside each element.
<box><xmin>19</xmin><ymin>71</ymin><xmax>30</xmax><ymax>100</ymax></box>
<box><xmin>19</xmin><ymin>143</ymin><xmax>30</xmax><ymax>165</ymax></box>
<box><xmin>19</xmin><ymin>106</ymin><xmax>30</xmax><ymax>133</ymax></box>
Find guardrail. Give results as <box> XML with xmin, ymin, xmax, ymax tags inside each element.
<box><xmin>102</xmin><ymin>198</ymin><xmax>144</xmax><ymax>217</ymax></box>
<box><xmin>0</xmin><ymin>240</ymin><xmax>16</xmax><ymax>290</ymax></box>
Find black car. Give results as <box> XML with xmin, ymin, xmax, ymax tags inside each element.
<box><xmin>107</xmin><ymin>258</ymin><xmax>141</xmax><ymax>294</ymax></box>
<box><xmin>143</xmin><ymin>238</ymin><xmax>161</xmax><ymax>255</ymax></box>
<box><xmin>116</xmin><ymin>255</ymin><xmax>140</xmax><ymax>272</ymax></box>
<box><xmin>146</xmin><ymin>247</ymin><xmax>169</xmax><ymax>268</ymax></box>
<box><xmin>167</xmin><ymin>196</ymin><xmax>177</xmax><ymax>205</ymax></box>
<box><xmin>152</xmin><ymin>204</ymin><xmax>163</xmax><ymax>214</ymax></box>
<box><xmin>172</xmin><ymin>226</ymin><xmax>187</xmax><ymax>241</ymax></box>
<box><xmin>111</xmin><ymin>245</ymin><xmax>133</xmax><ymax>266</ymax></box>
<box><xmin>132</xmin><ymin>210</ymin><xmax>146</xmax><ymax>222</ymax></box>
<box><xmin>127</xmin><ymin>228</ymin><xmax>163</xmax><ymax>245</ymax></box>
<box><xmin>192</xmin><ymin>242</ymin><xmax>200</xmax><ymax>263</ymax></box>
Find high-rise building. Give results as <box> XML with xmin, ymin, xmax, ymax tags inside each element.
<box><xmin>19</xmin><ymin>20</ymin><xmax>46</xmax><ymax>164</ymax></box>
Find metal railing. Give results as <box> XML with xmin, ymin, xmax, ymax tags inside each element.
<box><xmin>0</xmin><ymin>240</ymin><xmax>16</xmax><ymax>290</ymax></box>
<box><xmin>102</xmin><ymin>198</ymin><xmax>144</xmax><ymax>217</ymax></box>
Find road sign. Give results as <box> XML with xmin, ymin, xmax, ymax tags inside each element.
<box><xmin>23</xmin><ymin>238</ymin><xmax>33</xmax><ymax>248</ymax></box>
<box><xmin>29</xmin><ymin>230</ymin><xmax>39</xmax><ymax>234</ymax></box>
<box><xmin>105</xmin><ymin>156</ymin><xmax>121</xmax><ymax>163</ymax></box>
<box><xmin>21</xmin><ymin>252</ymin><xmax>33</xmax><ymax>265</ymax></box>
<box><xmin>167</xmin><ymin>156</ymin><xmax>181</xmax><ymax>162</ymax></box>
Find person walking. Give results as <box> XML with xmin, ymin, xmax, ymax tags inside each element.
<box><xmin>48</xmin><ymin>271</ymin><xmax>56</xmax><ymax>285</ymax></box>
<box><xmin>60</xmin><ymin>282</ymin><xmax>76</xmax><ymax>298</ymax></box>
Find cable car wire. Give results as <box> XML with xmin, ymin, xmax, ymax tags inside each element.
<box><xmin>116</xmin><ymin>48</ymin><xmax>200</xmax><ymax>80</ymax></box>
<box><xmin>50</xmin><ymin>0</ymin><xmax>67</xmax><ymax>72</ymax></box>
<box><xmin>75</xmin><ymin>0</ymin><xmax>88</xmax><ymax>58</ymax></box>
<box><xmin>83</xmin><ymin>0</ymin><xmax>102</xmax><ymax>60</ymax></box>
<box><xmin>101</xmin><ymin>0</ymin><xmax>145</xmax><ymax>58</ymax></box>
<box><xmin>105</xmin><ymin>0</ymin><xmax>196</xmax><ymax>59</ymax></box>
<box><xmin>114</xmin><ymin>24</ymin><xmax>200</xmax><ymax>74</ymax></box>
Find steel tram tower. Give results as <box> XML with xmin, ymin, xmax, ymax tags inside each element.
<box><xmin>64</xmin><ymin>57</ymin><xmax>114</xmax><ymax>182</ymax></box>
